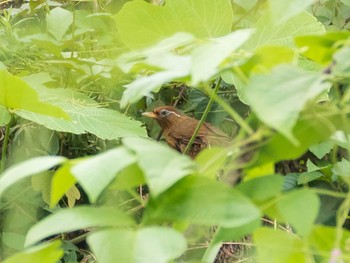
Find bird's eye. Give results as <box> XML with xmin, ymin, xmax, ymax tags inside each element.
<box><xmin>159</xmin><ymin>109</ymin><xmax>169</xmax><ymax>117</ymax></box>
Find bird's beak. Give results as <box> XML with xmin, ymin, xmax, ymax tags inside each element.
<box><xmin>142</xmin><ymin>111</ymin><xmax>157</xmax><ymax>119</ymax></box>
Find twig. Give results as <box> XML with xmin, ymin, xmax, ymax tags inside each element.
<box><xmin>183</xmin><ymin>78</ymin><xmax>222</xmax><ymax>155</ymax></box>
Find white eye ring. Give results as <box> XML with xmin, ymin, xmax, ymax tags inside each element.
<box><xmin>159</xmin><ymin>109</ymin><xmax>169</xmax><ymax>117</ymax></box>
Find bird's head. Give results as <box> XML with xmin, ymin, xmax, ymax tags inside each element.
<box><xmin>142</xmin><ymin>106</ymin><xmax>182</xmax><ymax>129</ymax></box>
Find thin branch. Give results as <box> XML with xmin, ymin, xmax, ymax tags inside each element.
<box><xmin>183</xmin><ymin>78</ymin><xmax>222</xmax><ymax>155</ymax></box>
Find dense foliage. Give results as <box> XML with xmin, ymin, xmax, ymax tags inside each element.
<box><xmin>1</xmin><ymin>0</ymin><xmax>350</xmax><ymax>262</ymax></box>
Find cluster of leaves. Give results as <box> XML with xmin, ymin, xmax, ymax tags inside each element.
<box><xmin>1</xmin><ymin>0</ymin><xmax>350</xmax><ymax>262</ymax></box>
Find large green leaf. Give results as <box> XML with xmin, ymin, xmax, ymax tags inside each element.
<box><xmin>191</xmin><ymin>29</ymin><xmax>253</xmax><ymax>84</ymax></box>
<box><xmin>115</xmin><ymin>0</ymin><xmax>233</xmax><ymax>49</ymax></box>
<box><xmin>118</xmin><ymin>29</ymin><xmax>252</xmax><ymax>106</ymax></box>
<box><xmin>268</xmin><ymin>0</ymin><xmax>315</xmax><ymax>24</ymax></box>
<box><xmin>88</xmin><ymin>227</ymin><xmax>187</xmax><ymax>263</ymax></box>
<box><xmin>243</xmin><ymin>65</ymin><xmax>331</xmax><ymax>143</ymax></box>
<box><xmin>16</xmin><ymin>101</ymin><xmax>147</xmax><ymax>139</ymax></box>
<box><xmin>123</xmin><ymin>137</ymin><xmax>196</xmax><ymax>197</ymax></box>
<box><xmin>46</xmin><ymin>7</ymin><xmax>73</xmax><ymax>40</ymax></box>
<box><xmin>254</xmin><ymin>227</ymin><xmax>310</xmax><ymax>263</ymax></box>
<box><xmin>237</xmin><ymin>175</ymin><xmax>284</xmax><ymax>205</ymax></box>
<box><xmin>25</xmin><ymin>206</ymin><xmax>135</xmax><ymax>247</ymax></box>
<box><xmin>71</xmin><ymin>147</ymin><xmax>136</xmax><ymax>203</ymax></box>
<box><xmin>264</xmin><ymin>189</ymin><xmax>320</xmax><ymax>236</ymax></box>
<box><xmin>0</xmin><ymin>156</ymin><xmax>66</xmax><ymax>198</ymax></box>
<box><xmin>295</xmin><ymin>31</ymin><xmax>350</xmax><ymax>65</ymax></box>
<box><xmin>144</xmin><ymin>176</ymin><xmax>261</xmax><ymax>227</ymax></box>
<box><xmin>117</xmin><ymin>32</ymin><xmax>194</xmax><ymax>108</ymax></box>
<box><xmin>0</xmin><ymin>70</ymin><xmax>69</xmax><ymax>119</ymax></box>
<box><xmin>253</xmin><ymin>105</ymin><xmax>342</xmax><ymax>165</ymax></box>
<box><xmin>3</xmin><ymin>240</ymin><xmax>63</xmax><ymax>263</ymax></box>
<box><xmin>309</xmin><ymin>225</ymin><xmax>350</xmax><ymax>260</ymax></box>
<box><xmin>243</xmin><ymin>12</ymin><xmax>325</xmax><ymax>50</ymax></box>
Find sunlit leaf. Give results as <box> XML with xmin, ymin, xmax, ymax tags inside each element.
<box><xmin>4</xmin><ymin>240</ymin><xmax>63</xmax><ymax>263</ymax></box>
<box><xmin>46</xmin><ymin>7</ymin><xmax>73</xmax><ymax>40</ymax></box>
<box><xmin>123</xmin><ymin>137</ymin><xmax>196</xmax><ymax>197</ymax></box>
<box><xmin>117</xmin><ymin>32</ymin><xmax>194</xmax><ymax>108</ymax></box>
<box><xmin>0</xmin><ymin>105</ymin><xmax>11</xmax><ymax>125</ymax></box>
<box><xmin>243</xmin><ymin>12</ymin><xmax>325</xmax><ymax>50</ymax></box>
<box><xmin>191</xmin><ymin>29</ymin><xmax>253</xmax><ymax>84</ymax></box>
<box><xmin>88</xmin><ymin>227</ymin><xmax>187</xmax><ymax>263</ymax></box>
<box><xmin>243</xmin><ymin>65</ymin><xmax>331</xmax><ymax>143</ymax></box>
<box><xmin>0</xmin><ymin>156</ymin><xmax>66</xmax><ymax>198</ymax></box>
<box><xmin>50</xmin><ymin>162</ymin><xmax>77</xmax><ymax>207</ymax></box>
<box><xmin>16</xmin><ymin>102</ymin><xmax>147</xmax><ymax>139</ymax></box>
<box><xmin>115</xmin><ymin>0</ymin><xmax>233</xmax><ymax>49</ymax></box>
<box><xmin>254</xmin><ymin>227</ymin><xmax>309</xmax><ymax>263</ymax></box>
<box><xmin>71</xmin><ymin>147</ymin><xmax>136</xmax><ymax>203</ymax></box>
<box><xmin>0</xmin><ymin>70</ymin><xmax>69</xmax><ymax>120</ymax></box>
<box><xmin>295</xmin><ymin>31</ymin><xmax>350</xmax><ymax>64</ymax></box>
<box><xmin>25</xmin><ymin>206</ymin><xmax>135</xmax><ymax>247</ymax></box>
<box><xmin>269</xmin><ymin>0</ymin><xmax>315</xmax><ymax>24</ymax></box>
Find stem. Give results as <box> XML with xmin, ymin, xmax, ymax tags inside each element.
<box><xmin>334</xmin><ymin>179</ymin><xmax>350</xmax><ymax>251</ymax></box>
<box><xmin>1</xmin><ymin>114</ymin><xmax>13</xmax><ymax>173</ymax></box>
<box><xmin>183</xmin><ymin>78</ymin><xmax>222</xmax><ymax>155</ymax></box>
<box><xmin>204</xmin><ymin>85</ymin><xmax>254</xmax><ymax>135</ymax></box>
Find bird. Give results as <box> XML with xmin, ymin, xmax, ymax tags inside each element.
<box><xmin>142</xmin><ymin>106</ymin><xmax>231</xmax><ymax>158</ymax></box>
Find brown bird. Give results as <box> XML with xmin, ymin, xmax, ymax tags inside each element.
<box><xmin>142</xmin><ymin>106</ymin><xmax>230</xmax><ymax>158</ymax></box>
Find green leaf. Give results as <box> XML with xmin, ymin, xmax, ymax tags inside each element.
<box><xmin>123</xmin><ymin>137</ymin><xmax>196</xmax><ymax>197</ymax></box>
<box><xmin>243</xmin><ymin>66</ymin><xmax>331</xmax><ymax>143</ymax></box>
<box><xmin>0</xmin><ymin>70</ymin><xmax>69</xmax><ymax>120</ymax></box>
<box><xmin>3</xmin><ymin>240</ymin><xmax>63</xmax><ymax>263</ymax></box>
<box><xmin>0</xmin><ymin>105</ymin><xmax>11</xmax><ymax>125</ymax></box>
<box><xmin>264</xmin><ymin>189</ymin><xmax>320</xmax><ymax>236</ymax></box>
<box><xmin>109</xmin><ymin>163</ymin><xmax>145</xmax><ymax>190</ymax></box>
<box><xmin>243</xmin><ymin>12</ymin><xmax>325</xmax><ymax>50</ymax></box>
<box><xmin>115</xmin><ymin>0</ymin><xmax>233</xmax><ymax>49</ymax></box>
<box><xmin>269</xmin><ymin>0</ymin><xmax>315</xmax><ymax>24</ymax></box>
<box><xmin>16</xmin><ymin>102</ymin><xmax>147</xmax><ymax>139</ymax></box>
<box><xmin>191</xmin><ymin>29</ymin><xmax>253</xmax><ymax>84</ymax></box>
<box><xmin>196</xmin><ymin>147</ymin><xmax>229</xmax><ymax>178</ymax></box>
<box><xmin>237</xmin><ymin>175</ymin><xmax>284</xmax><ymax>204</ymax></box>
<box><xmin>144</xmin><ymin>176</ymin><xmax>261</xmax><ymax>227</ymax></box>
<box><xmin>297</xmin><ymin>171</ymin><xmax>323</xmax><ymax>185</ymax></box>
<box><xmin>309</xmin><ymin>141</ymin><xmax>333</xmax><ymax>159</ymax></box>
<box><xmin>295</xmin><ymin>31</ymin><xmax>350</xmax><ymax>64</ymax></box>
<box><xmin>253</xmin><ymin>105</ymin><xmax>342</xmax><ymax>165</ymax></box>
<box><xmin>333</xmin><ymin>47</ymin><xmax>350</xmax><ymax>74</ymax></box>
<box><xmin>0</xmin><ymin>156</ymin><xmax>66</xmax><ymax>198</ymax></box>
<box><xmin>306</xmin><ymin>159</ymin><xmax>322</xmax><ymax>172</ymax></box>
<box><xmin>235</xmin><ymin>0</ymin><xmax>259</xmax><ymax>11</ymax></box>
<box><xmin>332</xmin><ymin>158</ymin><xmax>350</xmax><ymax>177</ymax></box>
<box><xmin>88</xmin><ymin>227</ymin><xmax>187</xmax><ymax>263</ymax></box>
<box><xmin>46</xmin><ymin>7</ymin><xmax>73</xmax><ymax>40</ymax></box>
<box><xmin>117</xmin><ymin>33</ymin><xmax>194</xmax><ymax>108</ymax></box>
<box><xmin>71</xmin><ymin>147</ymin><xmax>136</xmax><ymax>203</ymax></box>
<box><xmin>309</xmin><ymin>225</ymin><xmax>350</xmax><ymax>257</ymax></box>
<box><xmin>50</xmin><ymin>162</ymin><xmax>77</xmax><ymax>207</ymax></box>
<box><xmin>240</xmin><ymin>46</ymin><xmax>296</xmax><ymax>76</ymax></box>
<box><xmin>254</xmin><ymin>227</ymin><xmax>309</xmax><ymax>263</ymax></box>
<box><xmin>25</xmin><ymin>206</ymin><xmax>135</xmax><ymax>247</ymax></box>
